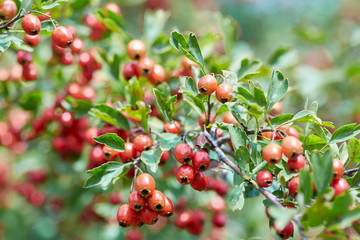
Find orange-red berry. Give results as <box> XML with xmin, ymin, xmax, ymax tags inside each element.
<box><xmin>198</xmin><ymin>74</ymin><xmax>217</xmax><ymax>95</ymax></box>
<box><xmin>135</xmin><ymin>173</ymin><xmax>156</xmax><ymax>198</ymax></box>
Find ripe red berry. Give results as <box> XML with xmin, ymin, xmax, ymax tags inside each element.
<box><xmin>174</xmin><ymin>211</ymin><xmax>191</xmax><ymax>229</ymax></box>
<box><xmin>190</xmin><ymin>171</ymin><xmax>207</xmax><ymax>191</ymax></box>
<box><xmin>127</xmin><ymin>40</ymin><xmax>146</xmax><ymax>60</ymax></box>
<box><xmin>273</xmin><ymin>221</ymin><xmax>294</xmax><ymax>239</ymax></box>
<box><xmin>174</xmin><ymin>143</ymin><xmax>193</xmax><ymax>164</ymax></box>
<box><xmin>123</xmin><ymin>62</ymin><xmax>139</xmax><ymax>80</ymax></box>
<box><xmin>22</xmin><ymin>63</ymin><xmax>37</xmax><ymax>81</ymax></box>
<box><xmin>104</xmin><ymin>2</ymin><xmax>122</xmax><ymax>16</ymax></box>
<box><xmin>269</xmin><ymin>101</ymin><xmax>283</xmax><ymax>116</ymax></box>
<box><xmin>281</xmin><ymin>136</ymin><xmax>303</xmax><ymax>159</ymax></box>
<box><xmin>139</xmin><ymin>207</ymin><xmax>159</xmax><ymax>225</ymax></box>
<box><xmin>288</xmin><ymin>177</ymin><xmax>299</xmax><ymax>198</ymax></box>
<box><xmin>330</xmin><ymin>178</ymin><xmax>349</xmax><ymax>197</ymax></box>
<box><xmin>70</xmin><ymin>37</ymin><xmax>85</xmax><ymax>53</ymax></box>
<box><xmin>198</xmin><ymin>74</ymin><xmax>217</xmax><ymax>95</ymax></box>
<box><xmin>332</xmin><ymin>158</ymin><xmax>344</xmax><ymax>179</ymax></box>
<box><xmin>223</xmin><ymin>111</ymin><xmax>237</xmax><ymax>124</ymax></box>
<box><xmin>159</xmin><ymin>196</ymin><xmax>174</xmax><ymax>217</ymax></box>
<box><xmin>0</xmin><ymin>0</ymin><xmax>17</xmax><ymax>20</ymax></box>
<box><xmin>176</xmin><ymin>165</ymin><xmax>195</xmax><ymax>184</ymax></box>
<box><xmin>128</xmin><ymin>191</ymin><xmax>146</xmax><ymax>211</ymax></box>
<box><xmin>198</xmin><ymin>112</ymin><xmax>215</xmax><ymax>129</ymax></box>
<box><xmin>147</xmin><ymin>190</ymin><xmax>165</xmax><ymax>211</ymax></box>
<box><xmin>22</xmin><ymin>14</ymin><xmax>41</xmax><ymax>35</ymax></box>
<box><xmin>159</xmin><ymin>151</ymin><xmax>170</xmax><ymax>167</ymax></box>
<box><xmin>133</xmin><ymin>134</ymin><xmax>153</xmax><ymax>153</ymax></box>
<box><xmin>17</xmin><ymin>51</ymin><xmax>33</xmax><ymax>66</ymax></box>
<box><xmin>137</xmin><ymin>57</ymin><xmax>155</xmax><ymax>76</ymax></box>
<box><xmin>286</xmin><ymin>154</ymin><xmax>306</xmax><ymax>173</ymax></box>
<box><xmin>181</xmin><ymin>56</ymin><xmax>198</xmax><ymax>70</ymax></box>
<box><xmin>117</xmin><ymin>204</ymin><xmax>136</xmax><ymax>227</ymax></box>
<box><xmin>52</xmin><ymin>26</ymin><xmax>74</xmax><ymax>48</ymax></box>
<box><xmin>149</xmin><ymin>64</ymin><xmax>166</xmax><ymax>84</ymax></box>
<box><xmin>256</xmin><ymin>170</ymin><xmax>273</xmax><ymax>188</ymax></box>
<box><xmin>135</xmin><ymin>173</ymin><xmax>156</xmax><ymax>198</ymax></box>
<box><xmin>192</xmin><ymin>150</ymin><xmax>210</xmax><ymax>172</ymax></box>
<box><xmin>212</xmin><ymin>212</ymin><xmax>227</xmax><ymax>227</ymax></box>
<box><xmin>59</xmin><ymin>112</ymin><xmax>73</xmax><ymax>127</ymax></box>
<box><xmin>132</xmin><ymin>216</ymin><xmax>144</xmax><ymax>227</ymax></box>
<box><xmin>163</xmin><ymin>120</ymin><xmax>181</xmax><ymax>134</ymax></box>
<box><xmin>125</xmin><ymin>228</ymin><xmax>143</xmax><ymax>240</ymax></box>
<box><xmin>61</xmin><ymin>52</ymin><xmax>73</xmax><ymax>65</ymax></box>
<box><xmin>24</xmin><ymin>34</ymin><xmax>41</xmax><ymax>47</ymax></box>
<box><xmin>278</xmin><ymin>125</ymin><xmax>299</xmax><ymax>139</ymax></box>
<box><xmin>119</xmin><ymin>142</ymin><xmax>136</xmax><ymax>162</ymax></box>
<box><xmin>38</xmin><ymin>11</ymin><xmax>51</xmax><ymax>22</ymax></box>
<box><xmin>216</xmin><ymin>83</ymin><xmax>233</xmax><ymax>103</ymax></box>
<box><xmin>102</xmin><ymin>145</ymin><xmax>119</xmax><ymax>160</ymax></box>
<box><xmin>262</xmin><ymin>143</ymin><xmax>282</xmax><ymax>164</ymax></box>
<box><xmin>109</xmin><ymin>192</ymin><xmax>122</xmax><ymax>205</ymax></box>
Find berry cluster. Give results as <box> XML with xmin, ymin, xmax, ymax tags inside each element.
<box><xmin>198</xmin><ymin>74</ymin><xmax>233</xmax><ymax>104</ymax></box>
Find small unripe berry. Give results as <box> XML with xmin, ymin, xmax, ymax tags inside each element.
<box><xmin>192</xmin><ymin>150</ymin><xmax>211</xmax><ymax>172</ymax></box>
<box><xmin>288</xmin><ymin>177</ymin><xmax>299</xmax><ymax>198</ymax></box>
<box><xmin>52</xmin><ymin>26</ymin><xmax>74</xmax><ymax>48</ymax></box>
<box><xmin>133</xmin><ymin>134</ymin><xmax>153</xmax><ymax>153</ymax></box>
<box><xmin>286</xmin><ymin>154</ymin><xmax>306</xmax><ymax>173</ymax></box>
<box><xmin>262</xmin><ymin>143</ymin><xmax>282</xmax><ymax>164</ymax></box>
<box><xmin>135</xmin><ymin>173</ymin><xmax>156</xmax><ymax>198</ymax></box>
<box><xmin>272</xmin><ymin>221</ymin><xmax>294</xmax><ymax>239</ymax></box>
<box><xmin>216</xmin><ymin>83</ymin><xmax>233</xmax><ymax>103</ymax></box>
<box><xmin>128</xmin><ymin>191</ymin><xmax>146</xmax><ymax>211</ymax></box>
<box><xmin>139</xmin><ymin>207</ymin><xmax>159</xmax><ymax>225</ymax></box>
<box><xmin>256</xmin><ymin>170</ymin><xmax>273</xmax><ymax>188</ymax></box>
<box><xmin>117</xmin><ymin>204</ymin><xmax>136</xmax><ymax>227</ymax></box>
<box><xmin>176</xmin><ymin>165</ymin><xmax>195</xmax><ymax>184</ymax></box>
<box><xmin>127</xmin><ymin>40</ymin><xmax>146</xmax><ymax>60</ymax></box>
<box><xmin>147</xmin><ymin>190</ymin><xmax>165</xmax><ymax>211</ymax></box>
<box><xmin>159</xmin><ymin>196</ymin><xmax>174</xmax><ymax>217</ymax></box>
<box><xmin>332</xmin><ymin>158</ymin><xmax>344</xmax><ymax>179</ymax></box>
<box><xmin>174</xmin><ymin>143</ymin><xmax>193</xmax><ymax>164</ymax></box>
<box><xmin>22</xmin><ymin>14</ymin><xmax>41</xmax><ymax>35</ymax></box>
<box><xmin>281</xmin><ymin>136</ymin><xmax>303</xmax><ymax>159</ymax></box>
<box><xmin>163</xmin><ymin>120</ymin><xmax>181</xmax><ymax>134</ymax></box>
<box><xmin>190</xmin><ymin>171</ymin><xmax>207</xmax><ymax>191</ymax></box>
<box><xmin>198</xmin><ymin>74</ymin><xmax>217</xmax><ymax>95</ymax></box>
<box><xmin>330</xmin><ymin>178</ymin><xmax>349</xmax><ymax>197</ymax></box>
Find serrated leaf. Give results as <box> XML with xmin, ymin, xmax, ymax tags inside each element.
<box><xmin>347</xmin><ymin>138</ymin><xmax>360</xmax><ymax>164</ymax></box>
<box><xmin>303</xmin><ymin>134</ymin><xmax>327</xmax><ymax>151</ymax></box>
<box><xmin>156</xmin><ymin>133</ymin><xmax>182</xmax><ymax>151</ymax></box>
<box><xmin>89</xmin><ymin>104</ymin><xmax>130</xmax><ymax>132</ymax></box>
<box><xmin>299</xmin><ymin>168</ymin><xmax>313</xmax><ymax>205</ymax></box>
<box><xmin>93</xmin><ymin>133</ymin><xmax>125</xmax><ymax>152</ymax></box>
<box><xmin>228</xmin><ymin>183</ymin><xmax>245</xmax><ymax>211</ymax></box>
<box><xmin>153</xmin><ymin>88</ymin><xmax>176</xmax><ymax>123</ymax></box>
<box><xmin>235</xmin><ymin>146</ymin><xmax>250</xmax><ymax>171</ymax></box>
<box><xmin>179</xmin><ymin>76</ymin><xmax>199</xmax><ymax>97</ymax></box>
<box><xmin>266</xmin><ymin>70</ymin><xmax>288</xmax><ymax>111</ymax></box>
<box><xmin>228</xmin><ymin>125</ymin><xmax>247</xmax><ymax>150</ymax></box>
<box><xmin>329</xmin><ymin>123</ymin><xmax>360</xmax><ymax>144</ymax></box>
<box><xmin>0</xmin><ymin>35</ymin><xmax>23</xmax><ymax>52</ymax></box>
<box><xmin>270</xmin><ymin>114</ymin><xmax>293</xmax><ymax>126</ymax></box>
<box><xmin>141</xmin><ymin>148</ymin><xmax>162</xmax><ymax>173</ymax></box>
<box><xmin>310</xmin><ymin>150</ymin><xmax>333</xmax><ymax>194</ymax></box>
<box><xmin>237</xmin><ymin>58</ymin><xmax>262</xmax><ymax>80</ymax></box>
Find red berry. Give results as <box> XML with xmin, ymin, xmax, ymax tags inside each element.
<box><xmin>70</xmin><ymin>37</ymin><xmax>85</xmax><ymax>53</ymax></box>
<box><xmin>24</xmin><ymin>34</ymin><xmax>41</xmax><ymax>47</ymax></box>
<box><xmin>159</xmin><ymin>151</ymin><xmax>170</xmax><ymax>167</ymax></box>
<box><xmin>174</xmin><ymin>211</ymin><xmax>191</xmax><ymax>229</ymax></box>
<box><xmin>198</xmin><ymin>74</ymin><xmax>217</xmax><ymax>95</ymax></box>
<box><xmin>52</xmin><ymin>26</ymin><xmax>74</xmax><ymax>48</ymax></box>
<box><xmin>59</xmin><ymin>112</ymin><xmax>73</xmax><ymax>127</ymax></box>
<box><xmin>17</xmin><ymin>51</ymin><xmax>33</xmax><ymax>66</ymax></box>
<box><xmin>286</xmin><ymin>154</ymin><xmax>306</xmax><ymax>173</ymax></box>
<box><xmin>125</xmin><ymin>228</ymin><xmax>143</xmax><ymax>240</ymax></box>
<box><xmin>190</xmin><ymin>171</ymin><xmax>207</xmax><ymax>191</ymax></box>
<box><xmin>127</xmin><ymin>40</ymin><xmax>146</xmax><ymax>60</ymax></box>
<box><xmin>262</xmin><ymin>143</ymin><xmax>282</xmax><ymax>164</ymax></box>
<box><xmin>104</xmin><ymin>2</ymin><xmax>122</xmax><ymax>17</ymax></box>
<box><xmin>212</xmin><ymin>212</ymin><xmax>227</xmax><ymax>227</ymax></box>
<box><xmin>0</xmin><ymin>0</ymin><xmax>17</xmax><ymax>20</ymax></box>
<box><xmin>137</xmin><ymin>57</ymin><xmax>155</xmax><ymax>76</ymax></box>
<box><xmin>256</xmin><ymin>170</ymin><xmax>273</xmax><ymax>188</ymax></box>
<box><xmin>159</xmin><ymin>196</ymin><xmax>174</xmax><ymax>217</ymax></box>
<box><xmin>330</xmin><ymin>178</ymin><xmax>349</xmax><ymax>197</ymax></box>
<box><xmin>269</xmin><ymin>101</ymin><xmax>283</xmax><ymax>116</ymax></box>
<box><xmin>288</xmin><ymin>177</ymin><xmax>299</xmax><ymax>198</ymax></box>
<box><xmin>192</xmin><ymin>150</ymin><xmax>210</xmax><ymax>172</ymax></box>
<box><xmin>279</xmin><ymin>125</ymin><xmax>299</xmax><ymax>139</ymax></box>
<box><xmin>135</xmin><ymin>173</ymin><xmax>156</xmax><ymax>198</ymax></box>
<box><xmin>123</xmin><ymin>62</ymin><xmax>139</xmax><ymax>80</ymax></box>
<box><xmin>211</xmin><ymin>179</ymin><xmax>229</xmax><ymax>196</ymax></box>
<box><xmin>273</xmin><ymin>221</ymin><xmax>294</xmax><ymax>239</ymax></box>
<box><xmin>139</xmin><ymin>207</ymin><xmax>159</xmax><ymax>225</ymax></box>
<box><xmin>281</xmin><ymin>136</ymin><xmax>303</xmax><ymax>159</ymax></box>
<box><xmin>109</xmin><ymin>192</ymin><xmax>122</xmax><ymax>205</ymax></box>
<box><xmin>216</xmin><ymin>83</ymin><xmax>233</xmax><ymax>103</ymax></box>
<box><xmin>38</xmin><ymin>11</ymin><xmax>51</xmax><ymax>22</ymax></box>
<box><xmin>147</xmin><ymin>190</ymin><xmax>165</xmax><ymax>211</ymax></box>
<box><xmin>22</xmin><ymin>63</ymin><xmax>37</xmax><ymax>81</ymax></box>
<box><xmin>174</xmin><ymin>143</ymin><xmax>193</xmax><ymax>164</ymax></box>
<box><xmin>223</xmin><ymin>111</ymin><xmax>237</xmax><ymax>124</ymax></box>
<box><xmin>132</xmin><ymin>216</ymin><xmax>144</xmax><ymax>227</ymax></box>
<box><xmin>119</xmin><ymin>142</ymin><xmax>136</xmax><ymax>162</ymax></box>
<box><xmin>22</xmin><ymin>14</ymin><xmax>41</xmax><ymax>35</ymax></box>
<box><xmin>207</xmin><ymin>195</ymin><xmax>226</xmax><ymax>212</ymax></box>
<box><xmin>198</xmin><ymin>112</ymin><xmax>215</xmax><ymax>129</ymax></box>
<box><xmin>128</xmin><ymin>191</ymin><xmax>146</xmax><ymax>211</ymax></box>
<box><xmin>163</xmin><ymin>120</ymin><xmax>181</xmax><ymax>134</ymax></box>
<box><xmin>61</xmin><ymin>52</ymin><xmax>73</xmax><ymax>65</ymax></box>
<box><xmin>133</xmin><ymin>134</ymin><xmax>153</xmax><ymax>153</ymax></box>
<box><xmin>181</xmin><ymin>56</ymin><xmax>198</xmax><ymax>70</ymax></box>
<box><xmin>176</xmin><ymin>165</ymin><xmax>195</xmax><ymax>184</ymax></box>
<box><xmin>117</xmin><ymin>204</ymin><xmax>136</xmax><ymax>227</ymax></box>
<box><xmin>149</xmin><ymin>64</ymin><xmax>166</xmax><ymax>84</ymax></box>
<box><xmin>102</xmin><ymin>145</ymin><xmax>119</xmax><ymax>160</ymax></box>
<box><xmin>332</xmin><ymin>158</ymin><xmax>344</xmax><ymax>179</ymax></box>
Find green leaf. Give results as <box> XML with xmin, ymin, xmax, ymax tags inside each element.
<box><xmin>93</xmin><ymin>133</ymin><xmax>125</xmax><ymax>152</ymax></box>
<box><xmin>268</xmin><ymin>206</ymin><xmax>297</xmax><ymax>230</ymax></box>
<box><xmin>310</xmin><ymin>150</ymin><xmax>333</xmax><ymax>194</ymax></box>
<box><xmin>329</xmin><ymin>123</ymin><xmax>360</xmax><ymax>144</ymax></box>
<box><xmin>268</xmin><ymin>45</ymin><xmax>292</xmax><ymax>65</ymax></box>
<box><xmin>288</xmin><ymin>110</ymin><xmax>334</xmax><ymax>128</ymax></box>
<box><xmin>188</xmin><ymin>33</ymin><xmax>205</xmax><ymax>68</ymax></box>
<box><xmin>179</xmin><ymin>77</ymin><xmax>199</xmax><ymax>97</ymax></box>
<box><xmin>228</xmin><ymin>183</ymin><xmax>245</xmax><ymax>211</ymax></box>
<box><xmin>222</xmin><ymin>70</ymin><xmax>238</xmax><ymax>87</ymax></box>
<box><xmin>106</xmin><ymin>10</ymin><xmax>123</xmax><ymax>27</ymax></box>
<box><xmin>121</xmin><ymin>102</ymin><xmax>150</xmax><ymax>134</ymax></box>
<box><xmin>153</xmin><ymin>89</ymin><xmax>177</xmax><ymax>123</ymax></box>
<box><xmin>266</xmin><ymin>70</ymin><xmax>288</xmax><ymax>111</ymax></box>
<box><xmin>19</xmin><ymin>91</ymin><xmax>42</xmax><ymax>111</ymax></box>
<box><xmin>303</xmin><ymin>134</ymin><xmax>327</xmax><ymax>151</ymax></box>
<box><xmin>235</xmin><ymin>146</ymin><xmax>250</xmax><ymax>171</ymax></box>
<box><xmin>62</xmin><ymin>96</ymin><xmax>92</xmax><ymax>118</ymax></box>
<box><xmin>301</xmin><ymin>194</ymin><xmax>332</xmax><ymax>228</ymax></box>
<box><xmin>270</xmin><ymin>114</ymin><xmax>293</xmax><ymax>126</ymax></box>
<box><xmin>108</xmin><ymin>54</ymin><xmax>121</xmax><ymax>80</ymax></box>
<box><xmin>237</xmin><ymin>58</ymin><xmax>262</xmax><ymax>80</ymax></box>
<box><xmin>215</xmin><ymin>13</ymin><xmax>237</xmax><ymax>55</ymax></box>
<box><xmin>144</xmin><ymin>10</ymin><xmax>169</xmax><ymax>43</ymax></box>
<box><xmin>84</xmin><ymin>162</ymin><xmax>132</xmax><ymax>190</ymax></box>
<box><xmin>141</xmin><ymin>148</ymin><xmax>162</xmax><ymax>173</ymax></box>
<box><xmin>89</xmin><ymin>104</ymin><xmax>130</xmax><ymax>132</ymax></box>
<box><xmin>249</xmin><ymin>142</ymin><xmax>263</xmax><ymax>165</ymax></box>
<box><xmin>0</xmin><ymin>35</ymin><xmax>23</xmax><ymax>52</ymax></box>
<box><xmin>156</xmin><ymin>133</ymin><xmax>182</xmax><ymax>151</ymax></box>
<box><xmin>253</xmin><ymin>86</ymin><xmax>267</xmax><ymax>108</ymax></box>
<box><xmin>41</xmin><ymin>0</ymin><xmax>67</xmax><ymax>10</ymax></box>
<box><xmin>228</xmin><ymin>125</ymin><xmax>247</xmax><ymax>150</ymax></box>
<box><xmin>347</xmin><ymin>138</ymin><xmax>360</xmax><ymax>164</ymax></box>
<box><xmin>299</xmin><ymin>168</ymin><xmax>313</xmax><ymax>205</ymax></box>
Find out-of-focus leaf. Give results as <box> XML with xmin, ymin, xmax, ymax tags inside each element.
<box><xmin>62</xmin><ymin>96</ymin><xmax>92</xmax><ymax>118</ymax></box>
<box><xmin>0</xmin><ymin>35</ymin><xmax>23</xmax><ymax>52</ymax></box>
<box><xmin>237</xmin><ymin>58</ymin><xmax>262</xmax><ymax>80</ymax></box>
<box><xmin>228</xmin><ymin>183</ymin><xmax>245</xmax><ymax>211</ymax></box>
<box><xmin>299</xmin><ymin>168</ymin><xmax>313</xmax><ymax>205</ymax></box>
<box><xmin>310</xmin><ymin>150</ymin><xmax>333</xmax><ymax>194</ymax></box>
<box><xmin>329</xmin><ymin>124</ymin><xmax>360</xmax><ymax>144</ymax></box>
<box><xmin>266</xmin><ymin>70</ymin><xmax>288</xmax><ymax>111</ymax></box>
<box><xmin>144</xmin><ymin>10</ymin><xmax>169</xmax><ymax>43</ymax></box>
<box><xmin>89</xmin><ymin>104</ymin><xmax>130</xmax><ymax>132</ymax></box>
<box><xmin>153</xmin><ymin>89</ymin><xmax>177</xmax><ymax>123</ymax></box>
<box><xmin>268</xmin><ymin>45</ymin><xmax>293</xmax><ymax>65</ymax></box>
<box><xmin>215</xmin><ymin>13</ymin><xmax>237</xmax><ymax>55</ymax></box>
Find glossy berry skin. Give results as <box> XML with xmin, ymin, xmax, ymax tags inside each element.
<box><xmin>24</xmin><ymin>34</ymin><xmax>41</xmax><ymax>47</ymax></box>
<box><xmin>135</xmin><ymin>173</ymin><xmax>156</xmax><ymax>198</ymax></box>
<box><xmin>70</xmin><ymin>37</ymin><xmax>85</xmax><ymax>53</ymax></box>
<box><xmin>59</xmin><ymin>112</ymin><xmax>73</xmax><ymax>127</ymax></box>
<box><xmin>192</xmin><ymin>150</ymin><xmax>211</xmax><ymax>172</ymax></box>
<box><xmin>286</xmin><ymin>154</ymin><xmax>306</xmax><ymax>173</ymax></box>
<box><xmin>139</xmin><ymin>207</ymin><xmax>159</xmax><ymax>225</ymax></box>
<box><xmin>147</xmin><ymin>190</ymin><xmax>165</xmax><ymax>211</ymax></box>
<box><xmin>174</xmin><ymin>143</ymin><xmax>193</xmax><ymax>164</ymax></box>
<box><xmin>198</xmin><ymin>74</ymin><xmax>217</xmax><ymax>95</ymax></box>
<box><xmin>133</xmin><ymin>134</ymin><xmax>153</xmax><ymax>153</ymax></box>
<box><xmin>52</xmin><ymin>26</ymin><xmax>74</xmax><ymax>48</ymax></box>
<box><xmin>176</xmin><ymin>165</ymin><xmax>195</xmax><ymax>185</ymax></box>
<box><xmin>212</xmin><ymin>212</ymin><xmax>227</xmax><ymax>227</ymax></box>
<box><xmin>127</xmin><ymin>40</ymin><xmax>146</xmax><ymax>60</ymax></box>
<box><xmin>223</xmin><ymin>111</ymin><xmax>237</xmax><ymax>124</ymax></box>
<box><xmin>22</xmin><ymin>14</ymin><xmax>41</xmax><ymax>35</ymax></box>
<box><xmin>332</xmin><ymin>158</ymin><xmax>344</xmax><ymax>179</ymax></box>
<box><xmin>22</xmin><ymin>63</ymin><xmax>37</xmax><ymax>81</ymax></box>
<box><xmin>281</xmin><ymin>136</ymin><xmax>303</xmax><ymax>159</ymax></box>
<box><xmin>128</xmin><ymin>191</ymin><xmax>146</xmax><ymax>211</ymax></box>
<box><xmin>61</xmin><ymin>52</ymin><xmax>73</xmax><ymax>65</ymax></box>
<box><xmin>190</xmin><ymin>171</ymin><xmax>207</xmax><ymax>191</ymax></box>
<box><xmin>273</xmin><ymin>221</ymin><xmax>294</xmax><ymax>239</ymax></box>
<box><xmin>330</xmin><ymin>178</ymin><xmax>349</xmax><ymax>197</ymax></box>
<box><xmin>117</xmin><ymin>204</ymin><xmax>136</xmax><ymax>228</ymax></box>
<box><xmin>149</xmin><ymin>64</ymin><xmax>166</xmax><ymax>85</ymax></box>
<box><xmin>0</xmin><ymin>0</ymin><xmax>17</xmax><ymax>20</ymax></box>
<box><xmin>102</xmin><ymin>145</ymin><xmax>119</xmax><ymax>160</ymax></box>
<box><xmin>262</xmin><ymin>143</ymin><xmax>282</xmax><ymax>164</ymax></box>
<box><xmin>216</xmin><ymin>83</ymin><xmax>233</xmax><ymax>103</ymax></box>
<box><xmin>163</xmin><ymin>120</ymin><xmax>181</xmax><ymax>134</ymax></box>
<box><xmin>123</xmin><ymin>62</ymin><xmax>139</xmax><ymax>80</ymax></box>
<box><xmin>137</xmin><ymin>57</ymin><xmax>155</xmax><ymax>76</ymax></box>
<box><xmin>118</xmin><ymin>142</ymin><xmax>136</xmax><ymax>162</ymax></box>
<box><xmin>278</xmin><ymin>125</ymin><xmax>299</xmax><ymax>139</ymax></box>
<box><xmin>159</xmin><ymin>196</ymin><xmax>174</xmax><ymax>217</ymax></box>
<box><xmin>269</xmin><ymin>101</ymin><xmax>283</xmax><ymax>116</ymax></box>
<box><xmin>256</xmin><ymin>170</ymin><xmax>273</xmax><ymax>188</ymax></box>
<box><xmin>159</xmin><ymin>151</ymin><xmax>170</xmax><ymax>167</ymax></box>
<box><xmin>288</xmin><ymin>177</ymin><xmax>299</xmax><ymax>198</ymax></box>
<box><xmin>198</xmin><ymin>113</ymin><xmax>215</xmax><ymax>129</ymax></box>
<box><xmin>17</xmin><ymin>51</ymin><xmax>33</xmax><ymax>66</ymax></box>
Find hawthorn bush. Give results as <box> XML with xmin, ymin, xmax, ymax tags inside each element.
<box><xmin>0</xmin><ymin>0</ymin><xmax>359</xmax><ymax>240</ymax></box>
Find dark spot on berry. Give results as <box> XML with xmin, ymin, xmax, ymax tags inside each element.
<box><xmin>290</xmin><ymin>152</ymin><xmax>298</xmax><ymax>159</ymax></box>
<box><xmin>279</xmin><ymin>233</ymin><xmax>285</xmax><ymax>238</ymax></box>
<box><xmin>119</xmin><ymin>221</ymin><xmax>129</xmax><ymax>228</ymax></box>
<box><xmin>289</xmin><ymin>167</ymin><xmax>296</xmax><ymax>173</ymax></box>
<box><xmin>220</xmin><ymin>98</ymin><xmax>228</xmax><ymax>103</ymax></box>
<box><xmin>65</xmin><ymin>41</ymin><xmax>72</xmax><ymax>47</ymax></box>
<box><xmin>134</xmin><ymin>204</ymin><xmax>142</xmax><ymax>211</ymax></box>
<box><xmin>166</xmin><ymin>212</ymin><xmax>174</xmax><ymax>217</ymax></box>
<box><xmin>265</xmin><ymin>180</ymin><xmax>272</xmax><ymax>186</ymax></box>
<box><xmin>134</xmin><ymin>54</ymin><xmax>140</xmax><ymax>60</ymax></box>
<box><xmin>140</xmin><ymin>189</ymin><xmax>149</xmax><ymax>197</ymax></box>
<box><xmin>104</xmin><ymin>152</ymin><xmax>111</xmax><ymax>159</ymax></box>
<box><xmin>199</xmin><ymin>165</ymin><xmax>206</xmax><ymax>171</ymax></box>
<box><xmin>151</xmin><ymin>217</ymin><xmax>159</xmax><ymax>225</ymax></box>
<box><xmin>181</xmin><ymin>177</ymin><xmax>188</xmax><ymax>184</ymax></box>
<box><xmin>199</xmin><ymin>86</ymin><xmax>207</xmax><ymax>94</ymax></box>
<box><xmin>145</xmin><ymin>145</ymin><xmax>151</xmax><ymax>150</ymax></box>
<box><xmin>31</xmin><ymin>30</ymin><xmax>38</xmax><ymax>35</ymax></box>
<box><xmin>270</xmin><ymin>159</ymin><xmax>277</xmax><ymax>164</ymax></box>
<box><xmin>142</xmin><ymin>69</ymin><xmax>149</xmax><ymax>75</ymax></box>
<box><xmin>183</xmin><ymin>157</ymin><xmax>191</xmax><ymax>164</ymax></box>
<box><xmin>155</xmin><ymin>204</ymin><xmax>163</xmax><ymax>211</ymax></box>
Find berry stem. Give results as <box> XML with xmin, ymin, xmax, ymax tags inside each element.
<box><xmin>0</xmin><ymin>8</ymin><xmax>27</xmax><ymax>30</ymax></box>
<box><xmin>343</xmin><ymin>167</ymin><xmax>359</xmax><ymax>176</ymax></box>
<box><xmin>29</xmin><ymin>10</ymin><xmax>57</xmax><ymax>29</ymax></box>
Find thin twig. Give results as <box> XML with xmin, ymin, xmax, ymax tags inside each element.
<box><xmin>344</xmin><ymin>167</ymin><xmax>359</xmax><ymax>177</ymax></box>
<box><xmin>294</xmin><ymin>214</ymin><xmax>308</xmax><ymax>240</ymax></box>
<box><xmin>0</xmin><ymin>9</ymin><xmax>27</xmax><ymax>30</ymax></box>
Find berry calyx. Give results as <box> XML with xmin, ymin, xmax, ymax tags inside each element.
<box><xmin>133</xmin><ymin>134</ymin><xmax>153</xmax><ymax>153</ymax></box>
<box><xmin>272</xmin><ymin>221</ymin><xmax>294</xmax><ymax>239</ymax></box>
<box><xmin>135</xmin><ymin>173</ymin><xmax>156</xmax><ymax>198</ymax></box>
<box><xmin>198</xmin><ymin>74</ymin><xmax>217</xmax><ymax>95</ymax></box>
<box><xmin>192</xmin><ymin>150</ymin><xmax>210</xmax><ymax>172</ymax></box>
<box><xmin>52</xmin><ymin>26</ymin><xmax>74</xmax><ymax>48</ymax></box>
<box><xmin>286</xmin><ymin>154</ymin><xmax>306</xmax><ymax>173</ymax></box>
<box><xmin>139</xmin><ymin>207</ymin><xmax>159</xmax><ymax>225</ymax></box>
<box><xmin>281</xmin><ymin>136</ymin><xmax>303</xmax><ymax>159</ymax></box>
<box><xmin>24</xmin><ymin>34</ymin><xmax>41</xmax><ymax>47</ymax></box>
<box><xmin>22</xmin><ymin>14</ymin><xmax>41</xmax><ymax>35</ymax></box>
<box><xmin>117</xmin><ymin>204</ymin><xmax>136</xmax><ymax>227</ymax></box>
<box><xmin>102</xmin><ymin>145</ymin><xmax>119</xmax><ymax>160</ymax></box>
<box><xmin>176</xmin><ymin>165</ymin><xmax>195</xmax><ymax>184</ymax></box>
<box><xmin>137</xmin><ymin>57</ymin><xmax>155</xmax><ymax>76</ymax></box>
<box><xmin>159</xmin><ymin>196</ymin><xmax>174</xmax><ymax>217</ymax></box>
<box><xmin>147</xmin><ymin>190</ymin><xmax>165</xmax><ymax>211</ymax></box>
<box><xmin>174</xmin><ymin>143</ymin><xmax>193</xmax><ymax>164</ymax></box>
<box><xmin>163</xmin><ymin>120</ymin><xmax>181</xmax><ymax>134</ymax></box>
<box><xmin>332</xmin><ymin>158</ymin><xmax>344</xmax><ymax>179</ymax></box>
<box><xmin>256</xmin><ymin>170</ymin><xmax>273</xmax><ymax>188</ymax></box>
<box><xmin>17</xmin><ymin>51</ymin><xmax>33</xmax><ymax>66</ymax></box>
<box><xmin>288</xmin><ymin>177</ymin><xmax>299</xmax><ymax>198</ymax></box>
<box><xmin>128</xmin><ymin>191</ymin><xmax>146</xmax><ymax>211</ymax></box>
<box><xmin>190</xmin><ymin>171</ymin><xmax>207</xmax><ymax>191</ymax></box>
<box><xmin>119</xmin><ymin>142</ymin><xmax>136</xmax><ymax>162</ymax></box>
<box><xmin>216</xmin><ymin>83</ymin><xmax>233</xmax><ymax>103</ymax></box>
<box><xmin>262</xmin><ymin>142</ymin><xmax>282</xmax><ymax>164</ymax></box>
<box><xmin>330</xmin><ymin>178</ymin><xmax>349</xmax><ymax>197</ymax></box>
<box><xmin>127</xmin><ymin>40</ymin><xmax>146</xmax><ymax>60</ymax></box>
